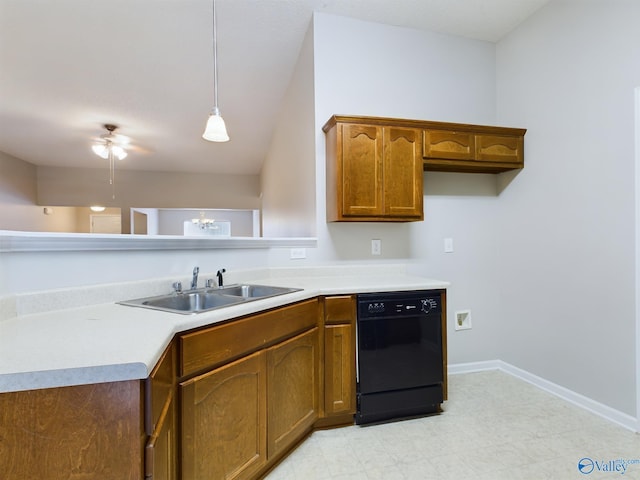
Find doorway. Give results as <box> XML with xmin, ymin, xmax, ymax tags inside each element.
<box><xmin>90</xmin><ymin>214</ymin><xmax>121</xmax><ymax>234</ymax></box>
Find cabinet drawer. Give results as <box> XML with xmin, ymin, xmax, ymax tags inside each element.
<box><xmin>179</xmin><ymin>299</ymin><xmax>319</xmax><ymax>378</ymax></box>
<box><xmin>323</xmin><ymin>295</ymin><xmax>355</xmax><ymax>325</ymax></box>
<box><xmin>423</xmin><ymin>130</ymin><xmax>474</xmax><ymax>160</ymax></box>
<box><xmin>475</xmin><ymin>134</ymin><xmax>523</xmax><ymax>164</ymax></box>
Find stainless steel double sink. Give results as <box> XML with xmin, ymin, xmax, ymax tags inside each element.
<box><xmin>118</xmin><ymin>284</ymin><xmax>302</xmax><ymax>315</ymax></box>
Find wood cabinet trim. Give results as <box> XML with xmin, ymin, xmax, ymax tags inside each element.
<box><xmin>323</xmin><ymin>114</ymin><xmax>526</xmax><ymax>137</ymax></box>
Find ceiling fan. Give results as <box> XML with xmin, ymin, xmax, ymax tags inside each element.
<box><xmin>91</xmin><ymin>123</ymin><xmax>144</xmax><ymax>200</ymax></box>
<box><xmin>91</xmin><ymin>124</ymin><xmax>131</xmax><ymax>160</ymax></box>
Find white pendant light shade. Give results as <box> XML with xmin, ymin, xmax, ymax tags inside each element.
<box><xmin>202</xmin><ymin>0</ymin><xmax>230</xmax><ymax>142</ymax></box>
<box><xmin>202</xmin><ymin>110</ymin><xmax>229</xmax><ymax>142</ymax></box>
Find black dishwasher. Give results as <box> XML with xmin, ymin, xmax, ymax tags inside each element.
<box><xmin>356</xmin><ymin>290</ymin><xmax>444</xmax><ymax>425</ymax></box>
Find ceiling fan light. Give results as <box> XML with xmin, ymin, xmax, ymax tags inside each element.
<box><xmin>92</xmin><ymin>144</ymin><xmax>109</xmax><ymax>159</ymax></box>
<box><xmin>111</xmin><ymin>145</ymin><xmax>127</xmax><ymax>160</ymax></box>
<box><xmin>202</xmin><ymin>113</ymin><xmax>230</xmax><ymax>142</ymax></box>
<box><xmin>92</xmin><ymin>143</ymin><xmax>127</xmax><ymax>160</ymax></box>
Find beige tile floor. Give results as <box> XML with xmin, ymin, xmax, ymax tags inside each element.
<box><xmin>265</xmin><ymin>370</ymin><xmax>640</xmax><ymax>479</ymax></box>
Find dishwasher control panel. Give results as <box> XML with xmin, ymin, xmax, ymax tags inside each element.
<box><xmin>358</xmin><ymin>290</ymin><xmax>442</xmax><ymax>318</ymax></box>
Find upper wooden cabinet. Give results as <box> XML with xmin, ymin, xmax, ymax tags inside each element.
<box><xmin>324</xmin><ymin>116</ymin><xmax>526</xmax><ymax>189</ymax></box>
<box><xmin>323</xmin><ymin>116</ymin><xmax>424</xmax><ymax>222</ymax></box>
<box><xmin>423</xmin><ymin>123</ymin><xmax>526</xmax><ymax>173</ymax></box>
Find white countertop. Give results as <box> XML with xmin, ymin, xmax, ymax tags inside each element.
<box><xmin>0</xmin><ymin>265</ymin><xmax>448</xmax><ymax>393</ymax></box>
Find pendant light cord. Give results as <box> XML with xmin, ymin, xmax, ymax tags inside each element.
<box><xmin>212</xmin><ymin>0</ymin><xmax>220</xmax><ymax>114</ymax></box>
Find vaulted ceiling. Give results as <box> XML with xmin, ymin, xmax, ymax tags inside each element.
<box><xmin>0</xmin><ymin>0</ymin><xmax>550</xmax><ymax>175</ymax></box>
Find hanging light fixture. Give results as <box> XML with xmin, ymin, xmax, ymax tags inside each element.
<box><xmin>92</xmin><ymin>124</ymin><xmax>127</xmax><ymax>199</ymax></box>
<box><xmin>202</xmin><ymin>0</ymin><xmax>229</xmax><ymax>142</ymax></box>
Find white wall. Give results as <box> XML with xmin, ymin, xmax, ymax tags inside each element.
<box><xmin>0</xmin><ymin>247</ymin><xmax>273</xmax><ymax>294</ymax></box>
<box><xmin>494</xmin><ymin>0</ymin><xmax>639</xmax><ymax>416</ymax></box>
<box><xmin>261</xmin><ymin>22</ymin><xmax>316</xmax><ymax>238</ymax></box>
<box><xmin>310</xmin><ymin>12</ymin><xmax>503</xmax><ymax>365</ymax></box>
<box><xmin>310</xmin><ymin>8</ymin><xmax>638</xmax><ymax>417</ymax></box>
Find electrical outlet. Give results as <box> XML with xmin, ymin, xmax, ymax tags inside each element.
<box><xmin>455</xmin><ymin>310</ymin><xmax>472</xmax><ymax>331</ymax></box>
<box><xmin>290</xmin><ymin>248</ymin><xmax>306</xmax><ymax>259</ymax></box>
<box><xmin>371</xmin><ymin>239</ymin><xmax>381</xmax><ymax>255</ymax></box>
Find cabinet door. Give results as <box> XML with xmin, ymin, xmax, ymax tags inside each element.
<box><xmin>324</xmin><ymin>324</ymin><xmax>356</xmax><ymax>417</ymax></box>
<box><xmin>181</xmin><ymin>351</ymin><xmax>267</xmax><ymax>480</ymax></box>
<box><xmin>267</xmin><ymin>328</ymin><xmax>319</xmax><ymax>459</ymax></box>
<box><xmin>145</xmin><ymin>392</ymin><xmax>177</xmax><ymax>480</ymax></box>
<box><xmin>340</xmin><ymin>123</ymin><xmax>384</xmax><ymax>217</ymax></box>
<box><xmin>383</xmin><ymin>127</ymin><xmax>423</xmax><ymax>219</ymax></box>
<box><xmin>475</xmin><ymin>133</ymin><xmax>523</xmax><ymax>165</ymax></box>
<box><xmin>0</xmin><ymin>381</ymin><xmax>143</xmax><ymax>480</ymax></box>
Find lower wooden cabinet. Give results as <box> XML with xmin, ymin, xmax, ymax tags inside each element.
<box><xmin>145</xmin><ymin>342</ymin><xmax>177</xmax><ymax>480</ymax></box>
<box><xmin>145</xmin><ymin>391</ymin><xmax>177</xmax><ymax>480</ymax></box>
<box><xmin>324</xmin><ymin>324</ymin><xmax>355</xmax><ymax>416</ymax></box>
<box><xmin>180</xmin><ymin>330</ymin><xmax>320</xmax><ymax>480</ymax></box>
<box><xmin>0</xmin><ymin>381</ymin><xmax>144</xmax><ymax>480</ymax></box>
<box><xmin>178</xmin><ymin>299</ymin><xmax>320</xmax><ymax>480</ymax></box>
<box><xmin>267</xmin><ymin>328</ymin><xmax>319</xmax><ymax>459</ymax></box>
<box><xmin>0</xmin><ymin>292</ymin><xmax>441</xmax><ymax>479</ymax></box>
<box><xmin>180</xmin><ymin>350</ymin><xmax>267</xmax><ymax>480</ymax></box>
<box><xmin>321</xmin><ymin>295</ymin><xmax>357</xmax><ymax>425</ymax></box>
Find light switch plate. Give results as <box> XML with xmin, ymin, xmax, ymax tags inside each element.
<box><xmin>444</xmin><ymin>238</ymin><xmax>454</xmax><ymax>253</ymax></box>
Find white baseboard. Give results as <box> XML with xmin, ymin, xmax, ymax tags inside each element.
<box><xmin>448</xmin><ymin>359</ymin><xmax>638</xmax><ymax>433</ymax></box>
<box><xmin>448</xmin><ymin>360</ymin><xmax>502</xmax><ymax>375</ymax></box>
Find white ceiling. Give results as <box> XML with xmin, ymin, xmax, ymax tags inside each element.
<box><xmin>0</xmin><ymin>0</ymin><xmax>550</xmax><ymax>175</ymax></box>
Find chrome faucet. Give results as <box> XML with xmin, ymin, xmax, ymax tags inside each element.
<box><xmin>191</xmin><ymin>266</ymin><xmax>199</xmax><ymax>290</ymax></box>
<box><xmin>216</xmin><ymin>268</ymin><xmax>226</xmax><ymax>288</ymax></box>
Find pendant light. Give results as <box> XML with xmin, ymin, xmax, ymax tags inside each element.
<box><xmin>202</xmin><ymin>0</ymin><xmax>229</xmax><ymax>142</ymax></box>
